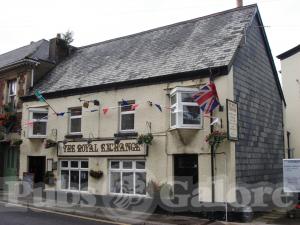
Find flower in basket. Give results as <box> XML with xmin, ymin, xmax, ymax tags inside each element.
<box><xmin>205</xmin><ymin>130</ymin><xmax>227</xmax><ymax>149</ymax></box>
<box><xmin>89</xmin><ymin>170</ymin><xmax>103</xmax><ymax>179</ymax></box>
<box><xmin>137</xmin><ymin>133</ymin><xmax>153</xmax><ymax>145</ymax></box>
<box><xmin>44</xmin><ymin>139</ymin><xmax>57</xmax><ymax>149</ymax></box>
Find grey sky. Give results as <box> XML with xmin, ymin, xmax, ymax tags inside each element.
<box><xmin>0</xmin><ymin>0</ymin><xmax>299</xmax><ymax>70</ymax></box>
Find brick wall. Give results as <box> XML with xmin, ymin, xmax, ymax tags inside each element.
<box><xmin>233</xmin><ymin>16</ymin><xmax>284</xmax><ymax>185</ymax></box>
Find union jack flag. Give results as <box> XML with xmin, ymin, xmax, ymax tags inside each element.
<box><xmin>192</xmin><ymin>82</ymin><xmax>220</xmax><ymax>114</ymax></box>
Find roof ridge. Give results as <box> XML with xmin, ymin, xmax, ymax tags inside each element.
<box><xmin>79</xmin><ymin>4</ymin><xmax>257</xmax><ymax>50</ymax></box>
<box><xmin>0</xmin><ymin>39</ymin><xmax>48</xmax><ymax>58</ymax></box>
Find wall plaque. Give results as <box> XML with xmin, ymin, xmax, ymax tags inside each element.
<box><xmin>226</xmin><ymin>99</ymin><xmax>238</xmax><ymax>141</ymax></box>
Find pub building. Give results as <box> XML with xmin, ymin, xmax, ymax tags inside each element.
<box><xmin>19</xmin><ymin>5</ymin><xmax>285</xmax><ymax>215</ymax></box>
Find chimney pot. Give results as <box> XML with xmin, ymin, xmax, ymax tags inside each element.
<box><xmin>236</xmin><ymin>0</ymin><xmax>243</xmax><ymax>7</ymax></box>
<box><xmin>56</xmin><ymin>33</ymin><xmax>61</xmax><ymax>39</ymax></box>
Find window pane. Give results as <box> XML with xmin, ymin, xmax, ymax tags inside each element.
<box><xmin>183</xmin><ymin>105</ymin><xmax>201</xmax><ymax>125</ymax></box>
<box><xmin>33</xmin><ymin>112</ymin><xmax>48</xmax><ymax>120</ymax></box>
<box><xmin>61</xmin><ymin>170</ymin><xmax>69</xmax><ymax>189</ymax></box>
<box><xmin>123</xmin><ymin>161</ymin><xmax>133</xmax><ymax>169</ymax></box>
<box><xmin>111</xmin><ymin>161</ymin><xmax>120</xmax><ymax>169</ymax></box>
<box><xmin>32</xmin><ymin>122</ymin><xmax>46</xmax><ymax>135</ymax></box>
<box><xmin>70</xmin><ymin>171</ymin><xmax>79</xmax><ymax>190</ymax></box>
<box><xmin>61</xmin><ymin>161</ymin><xmax>68</xmax><ymax>168</ymax></box>
<box><xmin>136</xmin><ymin>161</ymin><xmax>145</xmax><ymax>169</ymax></box>
<box><xmin>122</xmin><ymin>172</ymin><xmax>134</xmax><ymax>194</ymax></box>
<box><xmin>171</xmin><ymin>107</ymin><xmax>176</xmax><ymax>126</ymax></box>
<box><xmin>121</xmin><ymin>114</ymin><xmax>134</xmax><ymax>130</ymax></box>
<box><xmin>110</xmin><ymin>172</ymin><xmax>121</xmax><ymax>193</ymax></box>
<box><xmin>71</xmin><ymin>108</ymin><xmax>82</xmax><ymax>116</ymax></box>
<box><xmin>181</xmin><ymin>93</ymin><xmax>195</xmax><ymax>102</ymax></box>
<box><xmin>71</xmin><ymin>161</ymin><xmax>79</xmax><ymax>168</ymax></box>
<box><xmin>80</xmin><ymin>171</ymin><xmax>88</xmax><ymax>191</ymax></box>
<box><xmin>171</xmin><ymin>94</ymin><xmax>176</xmax><ymax>105</ymax></box>
<box><xmin>135</xmin><ymin>172</ymin><xmax>146</xmax><ymax>195</ymax></box>
<box><xmin>70</xmin><ymin>118</ymin><xmax>81</xmax><ymax>133</ymax></box>
<box><xmin>81</xmin><ymin>161</ymin><xmax>88</xmax><ymax>169</ymax></box>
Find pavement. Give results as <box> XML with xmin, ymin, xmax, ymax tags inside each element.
<box><xmin>0</xmin><ymin>191</ymin><xmax>299</xmax><ymax>225</ymax></box>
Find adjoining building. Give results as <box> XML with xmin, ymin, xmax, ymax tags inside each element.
<box><xmin>0</xmin><ymin>35</ymin><xmax>73</xmax><ymax>189</ymax></box>
<box><xmin>20</xmin><ymin>4</ymin><xmax>285</xmax><ymax>212</ymax></box>
<box><xmin>278</xmin><ymin>45</ymin><xmax>300</xmax><ymax>159</ymax></box>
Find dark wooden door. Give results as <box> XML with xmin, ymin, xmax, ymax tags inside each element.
<box><xmin>28</xmin><ymin>156</ymin><xmax>46</xmax><ymax>184</ymax></box>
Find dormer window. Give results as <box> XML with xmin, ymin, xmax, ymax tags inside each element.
<box><xmin>170</xmin><ymin>87</ymin><xmax>202</xmax><ymax>129</ymax></box>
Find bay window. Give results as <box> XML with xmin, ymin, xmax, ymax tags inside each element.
<box><xmin>109</xmin><ymin>160</ymin><xmax>146</xmax><ymax>196</ymax></box>
<box><xmin>170</xmin><ymin>87</ymin><xmax>202</xmax><ymax>129</ymax></box>
<box><xmin>60</xmin><ymin>160</ymin><xmax>89</xmax><ymax>191</ymax></box>
<box><xmin>28</xmin><ymin>108</ymin><xmax>48</xmax><ymax>138</ymax></box>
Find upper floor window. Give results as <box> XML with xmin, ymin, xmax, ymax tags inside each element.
<box><xmin>28</xmin><ymin>108</ymin><xmax>48</xmax><ymax>138</ymax></box>
<box><xmin>119</xmin><ymin>101</ymin><xmax>135</xmax><ymax>132</ymax></box>
<box><xmin>7</xmin><ymin>79</ymin><xmax>17</xmax><ymax>108</ymax></box>
<box><xmin>170</xmin><ymin>87</ymin><xmax>202</xmax><ymax>129</ymax></box>
<box><xmin>69</xmin><ymin>108</ymin><xmax>82</xmax><ymax>134</ymax></box>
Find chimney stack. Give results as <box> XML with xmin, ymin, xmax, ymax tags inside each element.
<box><xmin>236</xmin><ymin>0</ymin><xmax>243</xmax><ymax>7</ymax></box>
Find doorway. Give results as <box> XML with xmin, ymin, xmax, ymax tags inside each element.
<box><xmin>174</xmin><ymin>154</ymin><xmax>198</xmax><ymax>197</ymax></box>
<box><xmin>28</xmin><ymin>156</ymin><xmax>46</xmax><ymax>185</ymax></box>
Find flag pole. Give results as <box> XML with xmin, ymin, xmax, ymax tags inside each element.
<box><xmin>209</xmin><ymin>70</ymin><xmax>215</xmax><ymax>203</ymax></box>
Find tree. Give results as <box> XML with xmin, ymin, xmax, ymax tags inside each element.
<box><xmin>62</xmin><ymin>30</ymin><xmax>74</xmax><ymax>45</ymax></box>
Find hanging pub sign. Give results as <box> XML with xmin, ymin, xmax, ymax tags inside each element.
<box><xmin>57</xmin><ymin>139</ymin><xmax>147</xmax><ymax>157</ymax></box>
<box><xmin>226</xmin><ymin>99</ymin><xmax>238</xmax><ymax>141</ymax></box>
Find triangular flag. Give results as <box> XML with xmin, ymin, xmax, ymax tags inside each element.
<box><xmin>103</xmin><ymin>107</ymin><xmax>109</xmax><ymax>114</ymax></box>
<box><xmin>155</xmin><ymin>104</ymin><xmax>162</xmax><ymax>112</ymax></box>
<box><xmin>131</xmin><ymin>104</ymin><xmax>139</xmax><ymax>110</ymax></box>
<box><xmin>56</xmin><ymin>112</ymin><xmax>65</xmax><ymax>116</ymax></box>
<box><xmin>210</xmin><ymin>117</ymin><xmax>220</xmax><ymax>126</ymax></box>
<box><xmin>121</xmin><ymin>99</ymin><xmax>129</xmax><ymax>106</ymax></box>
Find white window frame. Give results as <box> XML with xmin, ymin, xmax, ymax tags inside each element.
<box><xmin>28</xmin><ymin>108</ymin><xmax>48</xmax><ymax>138</ymax></box>
<box><xmin>119</xmin><ymin>101</ymin><xmax>135</xmax><ymax>132</ymax></box>
<box><xmin>109</xmin><ymin>160</ymin><xmax>146</xmax><ymax>196</ymax></box>
<box><xmin>59</xmin><ymin>159</ymin><xmax>89</xmax><ymax>192</ymax></box>
<box><xmin>68</xmin><ymin>107</ymin><xmax>82</xmax><ymax>135</ymax></box>
<box><xmin>170</xmin><ymin>87</ymin><xmax>203</xmax><ymax>129</ymax></box>
<box><xmin>7</xmin><ymin>79</ymin><xmax>17</xmax><ymax>108</ymax></box>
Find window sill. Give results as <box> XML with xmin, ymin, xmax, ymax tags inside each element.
<box><xmin>28</xmin><ymin>135</ymin><xmax>47</xmax><ymax>139</ymax></box>
<box><xmin>65</xmin><ymin>134</ymin><xmax>83</xmax><ymax>139</ymax></box>
<box><xmin>114</xmin><ymin>132</ymin><xmax>138</xmax><ymax>138</ymax></box>
<box><xmin>169</xmin><ymin>126</ymin><xmax>202</xmax><ymax>131</ymax></box>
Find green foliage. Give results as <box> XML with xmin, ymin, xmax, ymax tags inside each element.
<box><xmin>205</xmin><ymin>130</ymin><xmax>227</xmax><ymax>149</ymax></box>
<box><xmin>137</xmin><ymin>133</ymin><xmax>153</xmax><ymax>145</ymax></box>
<box><xmin>62</xmin><ymin>30</ymin><xmax>74</xmax><ymax>45</ymax></box>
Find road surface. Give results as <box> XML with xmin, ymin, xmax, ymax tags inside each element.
<box><xmin>0</xmin><ymin>201</ymin><xmax>128</xmax><ymax>225</ymax></box>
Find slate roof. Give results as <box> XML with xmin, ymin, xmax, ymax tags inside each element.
<box><xmin>0</xmin><ymin>39</ymin><xmax>50</xmax><ymax>69</ymax></box>
<box><xmin>34</xmin><ymin>5</ymin><xmax>258</xmax><ymax>94</ymax></box>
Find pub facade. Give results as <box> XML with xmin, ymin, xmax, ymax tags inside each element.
<box><xmin>19</xmin><ymin>4</ymin><xmax>285</xmax><ymax>210</ymax></box>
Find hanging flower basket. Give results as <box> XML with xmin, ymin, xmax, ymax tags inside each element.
<box><xmin>44</xmin><ymin>171</ymin><xmax>56</xmax><ymax>186</ymax></box>
<box><xmin>44</xmin><ymin>139</ymin><xmax>57</xmax><ymax>149</ymax></box>
<box><xmin>12</xmin><ymin>139</ymin><xmax>23</xmax><ymax>146</ymax></box>
<box><xmin>137</xmin><ymin>133</ymin><xmax>153</xmax><ymax>145</ymax></box>
<box><xmin>205</xmin><ymin>130</ymin><xmax>227</xmax><ymax>149</ymax></box>
<box><xmin>89</xmin><ymin>170</ymin><xmax>103</xmax><ymax>179</ymax></box>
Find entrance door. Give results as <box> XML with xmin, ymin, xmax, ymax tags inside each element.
<box><xmin>174</xmin><ymin>154</ymin><xmax>198</xmax><ymax>197</ymax></box>
<box><xmin>3</xmin><ymin>146</ymin><xmax>19</xmax><ymax>180</ymax></box>
<box><xmin>28</xmin><ymin>156</ymin><xmax>46</xmax><ymax>185</ymax></box>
